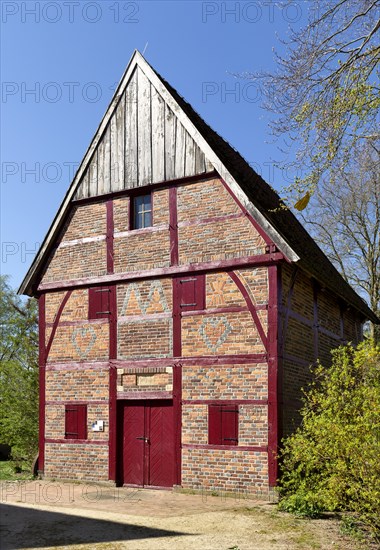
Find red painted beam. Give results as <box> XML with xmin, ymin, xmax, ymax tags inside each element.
<box><xmin>172</xmin><ymin>275</ymin><xmax>182</xmax><ymax>486</ymax></box>
<box><xmin>45</xmin><ymin>354</ymin><xmax>268</xmax><ymax>371</ymax></box>
<box><xmin>267</xmin><ymin>265</ymin><xmax>280</xmax><ymax>487</ymax></box>
<box><xmin>182</xmin><ymin>444</ymin><xmax>267</xmax><ymax>452</ymax></box>
<box><xmin>110</xmin><ymin>354</ymin><xmax>268</xmax><ymax>368</ymax></box>
<box><xmin>182</xmin><ymin>399</ymin><xmax>268</xmax><ymax>405</ymax></box>
<box><xmin>219</xmin><ymin>177</ymin><xmax>272</xmax><ymax>246</ymax></box>
<box><xmin>46</xmin><ymin>400</ymin><xmax>107</xmax><ymax>405</ymax></box>
<box><xmin>72</xmin><ymin>171</ymin><xmax>218</xmax><ymax>206</ymax></box>
<box><xmin>45</xmin><ymin>439</ymin><xmax>108</xmax><ymax>445</ymax></box>
<box><xmin>38</xmin><ymin>294</ymin><xmax>46</xmax><ymax>473</ymax></box>
<box><xmin>45</xmin><ymin>362</ymin><xmax>110</xmax><ymax>371</ymax></box>
<box><xmin>38</xmin><ymin>252</ymin><xmax>285</xmax><ymax>292</ymax></box>
<box><xmin>45</xmin><ymin>290</ymin><xmax>72</xmax><ymax>361</ymax></box>
<box><xmin>116</xmin><ymin>391</ymin><xmax>173</xmax><ymax>400</ymax></box>
<box><xmin>169</xmin><ymin>186</ymin><xmax>179</xmax><ymax>266</ymax></box>
<box><xmin>106</xmin><ymin>200</ymin><xmax>114</xmax><ymax>274</ymax></box>
<box><xmin>108</xmin><ymin>285</ymin><xmax>117</xmax><ymax>481</ymax></box>
<box><xmin>173</xmin><ymin>363</ymin><xmax>182</xmax><ymax>486</ymax></box>
<box><xmin>227</xmin><ymin>271</ymin><xmax>268</xmax><ymax>351</ymax></box>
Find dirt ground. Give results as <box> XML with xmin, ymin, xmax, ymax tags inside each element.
<box><xmin>0</xmin><ymin>480</ymin><xmax>364</xmax><ymax>550</ymax></box>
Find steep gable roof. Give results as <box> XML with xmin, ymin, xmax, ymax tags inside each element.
<box><xmin>18</xmin><ymin>51</ymin><xmax>378</xmax><ymax>323</ymax></box>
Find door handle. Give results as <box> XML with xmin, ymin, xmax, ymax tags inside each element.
<box><xmin>136</xmin><ymin>436</ymin><xmax>150</xmax><ymax>443</ymax></box>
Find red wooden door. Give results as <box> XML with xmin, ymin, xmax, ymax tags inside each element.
<box><xmin>122</xmin><ymin>403</ymin><xmax>145</xmax><ymax>485</ymax></box>
<box><xmin>119</xmin><ymin>400</ymin><xmax>174</xmax><ymax>487</ymax></box>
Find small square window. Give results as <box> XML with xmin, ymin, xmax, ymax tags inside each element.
<box><xmin>208</xmin><ymin>404</ymin><xmax>238</xmax><ymax>446</ymax></box>
<box><xmin>65</xmin><ymin>404</ymin><xmax>87</xmax><ymax>439</ymax></box>
<box><xmin>131</xmin><ymin>194</ymin><xmax>152</xmax><ymax>230</ymax></box>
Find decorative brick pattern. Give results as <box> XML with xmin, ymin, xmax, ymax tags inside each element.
<box><xmin>206</xmin><ymin>273</ymin><xmax>246</xmax><ymax>308</ymax></box>
<box><xmin>182</xmin><ymin>364</ymin><xmax>268</xmax><ymax>400</ymax></box>
<box><xmin>117</xmin><ymin>367</ymin><xmax>173</xmax><ymax>393</ymax></box>
<box><xmin>117</xmin><ymin>279</ymin><xmax>172</xmax><ymax>316</ymax></box>
<box><xmin>182</xmin><ymin>312</ymin><xmax>265</xmax><ymax>356</ymax></box>
<box><xmin>47</xmin><ymin>323</ymin><xmax>109</xmax><ymax>362</ymax></box>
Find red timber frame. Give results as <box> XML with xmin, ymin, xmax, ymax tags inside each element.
<box><xmin>38</xmin><ymin>293</ymin><xmax>46</xmax><ymax>473</ymax></box>
<box><xmin>39</xmin><ymin>171</ymin><xmax>286</xmax><ymax>489</ymax></box>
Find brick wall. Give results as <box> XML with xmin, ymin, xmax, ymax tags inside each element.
<box><xmin>44</xmin><ymin>443</ymin><xmax>109</xmax><ymax>481</ymax></box>
<box><xmin>182</xmin><ymin>449</ymin><xmax>268</xmax><ymax>493</ymax></box>
<box><xmin>182</xmin><ymin>311</ymin><xmax>265</xmax><ymax>356</ymax></box>
<box><xmin>280</xmin><ymin>263</ymin><xmax>363</xmax><ymax>436</ymax></box>
<box><xmin>114</xmin><ymin>230</ymin><xmax>171</xmax><ymax>273</ymax></box>
<box><xmin>117</xmin><ymin>318</ymin><xmax>172</xmax><ymax>359</ymax></box>
<box><xmin>182</xmin><ymin>364</ymin><xmax>268</xmax><ymax>400</ymax></box>
<box><xmin>45</xmin><ymin>402</ymin><xmax>109</xmax><ymax>442</ymax></box>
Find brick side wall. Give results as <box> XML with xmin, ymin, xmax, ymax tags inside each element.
<box><xmin>280</xmin><ymin>263</ymin><xmax>363</xmax><ymax>437</ymax></box>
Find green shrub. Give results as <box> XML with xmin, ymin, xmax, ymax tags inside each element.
<box><xmin>278</xmin><ymin>340</ymin><xmax>380</xmax><ymax>541</ymax></box>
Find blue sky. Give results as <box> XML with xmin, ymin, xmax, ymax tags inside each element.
<box><xmin>1</xmin><ymin>1</ymin><xmax>308</xmax><ymax>289</ymax></box>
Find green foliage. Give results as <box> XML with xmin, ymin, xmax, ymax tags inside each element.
<box><xmin>0</xmin><ymin>276</ymin><xmax>39</xmax><ymax>464</ymax></box>
<box><xmin>278</xmin><ymin>341</ymin><xmax>380</xmax><ymax>541</ymax></box>
<box><xmin>254</xmin><ymin>0</ymin><xmax>380</xmax><ymax>200</ymax></box>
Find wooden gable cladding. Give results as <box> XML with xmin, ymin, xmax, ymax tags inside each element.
<box><xmin>74</xmin><ymin>66</ymin><xmax>212</xmax><ymax>200</ymax></box>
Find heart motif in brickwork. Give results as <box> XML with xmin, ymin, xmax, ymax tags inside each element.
<box><xmin>72</xmin><ymin>325</ymin><xmax>97</xmax><ymax>358</ymax></box>
<box><xmin>199</xmin><ymin>317</ymin><xmax>232</xmax><ymax>352</ymax></box>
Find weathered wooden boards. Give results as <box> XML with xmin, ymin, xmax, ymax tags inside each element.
<box><xmin>74</xmin><ymin>66</ymin><xmax>211</xmax><ymax>200</ymax></box>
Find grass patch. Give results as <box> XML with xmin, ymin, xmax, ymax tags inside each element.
<box><xmin>0</xmin><ymin>460</ymin><xmax>34</xmax><ymax>481</ymax></box>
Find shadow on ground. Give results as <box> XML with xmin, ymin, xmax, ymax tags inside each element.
<box><xmin>0</xmin><ymin>503</ymin><xmax>188</xmax><ymax>549</ymax></box>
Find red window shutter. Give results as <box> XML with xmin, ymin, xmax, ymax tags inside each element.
<box><xmin>208</xmin><ymin>404</ymin><xmax>239</xmax><ymax>446</ymax></box>
<box><xmin>208</xmin><ymin>404</ymin><xmax>222</xmax><ymax>445</ymax></box>
<box><xmin>88</xmin><ymin>287</ymin><xmax>110</xmax><ymax>319</ymax></box>
<box><xmin>179</xmin><ymin>276</ymin><xmax>205</xmax><ymax>311</ymax></box>
<box><xmin>65</xmin><ymin>405</ymin><xmax>87</xmax><ymax>439</ymax></box>
<box><xmin>221</xmin><ymin>405</ymin><xmax>239</xmax><ymax>445</ymax></box>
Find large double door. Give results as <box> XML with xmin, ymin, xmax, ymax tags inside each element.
<box><xmin>118</xmin><ymin>400</ymin><xmax>174</xmax><ymax>487</ymax></box>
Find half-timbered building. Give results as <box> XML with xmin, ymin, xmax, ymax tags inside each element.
<box><xmin>19</xmin><ymin>51</ymin><xmax>377</xmax><ymax>495</ymax></box>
